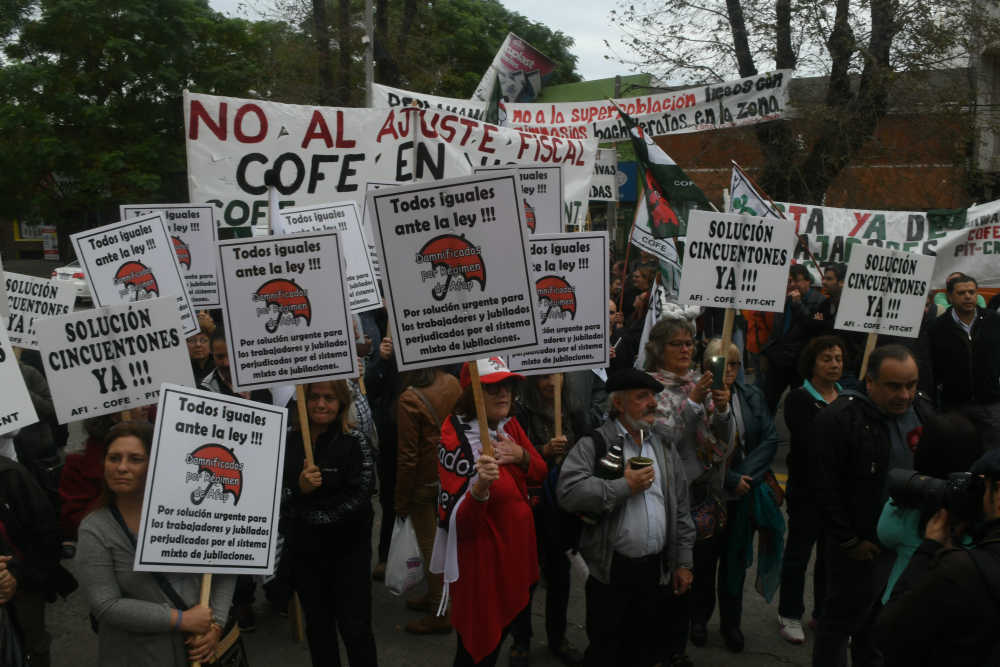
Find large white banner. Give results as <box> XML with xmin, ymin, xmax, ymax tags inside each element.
<box><xmin>473</xmin><ymin>165</ymin><xmax>564</xmax><ymax>235</ymax></box>
<box><xmin>133</xmin><ymin>385</ymin><xmax>287</xmax><ymax>575</ymax></box>
<box><xmin>120</xmin><ymin>204</ymin><xmax>222</xmax><ymax>308</ymax></box>
<box><xmin>216</xmin><ymin>230</ymin><xmax>358</xmax><ymax>391</ymax></box>
<box><xmin>0</xmin><ymin>328</ymin><xmax>38</xmax><ymax>433</ymax></box>
<box><xmin>367</xmin><ymin>173</ymin><xmax>540</xmax><ymax>370</ymax></box>
<box><xmin>71</xmin><ymin>214</ymin><xmax>198</xmax><ymax>337</ymax></box>
<box><xmin>372</xmin><ymin>84</ymin><xmax>487</xmax><ymax>120</ymax></box>
<box><xmin>37</xmin><ymin>297</ymin><xmax>196</xmax><ymax>423</ymax></box>
<box><xmin>591</xmin><ymin>148</ymin><xmax>619</xmax><ymax>202</ymax></box>
<box><xmin>508</xmin><ymin>232</ymin><xmax>609</xmax><ymax>374</ymax></box>
<box><xmin>836</xmin><ymin>246</ymin><xmax>935</xmax><ymax>338</ymax></box>
<box><xmin>928</xmin><ymin>200</ymin><xmax>1000</xmax><ymax>288</ymax></box>
<box><xmin>4</xmin><ymin>273</ymin><xmax>77</xmax><ymax>348</ymax></box>
<box><xmin>276</xmin><ymin>201</ymin><xmax>380</xmax><ymax>313</ymax></box>
<box><xmin>183</xmin><ymin>92</ymin><xmax>597</xmax><ymax>229</ymax></box>
<box><xmin>678</xmin><ymin>210</ymin><xmax>796</xmax><ymax>312</ymax></box>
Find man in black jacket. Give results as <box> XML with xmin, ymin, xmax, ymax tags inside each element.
<box><xmin>762</xmin><ymin>264</ymin><xmax>826</xmax><ymax>414</ymax></box>
<box><xmin>810</xmin><ymin>345</ymin><xmax>935</xmax><ymax>667</ymax></box>
<box><xmin>927</xmin><ymin>273</ymin><xmax>1000</xmax><ymax>451</ymax></box>
<box><xmin>876</xmin><ymin>448</ymin><xmax>1000</xmax><ymax>666</ymax></box>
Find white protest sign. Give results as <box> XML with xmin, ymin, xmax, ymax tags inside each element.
<box><xmin>678</xmin><ymin>210</ymin><xmax>796</xmax><ymax>312</ymax></box>
<box><xmin>361</xmin><ymin>181</ymin><xmax>403</xmax><ymax>278</ymax></box>
<box><xmin>0</xmin><ymin>257</ymin><xmax>9</xmax><ymax>319</ymax></box>
<box><xmin>276</xmin><ymin>201</ymin><xmax>380</xmax><ymax>313</ymax></box>
<box><xmin>183</xmin><ymin>92</ymin><xmax>597</xmax><ymax>229</ymax></box>
<box><xmin>4</xmin><ymin>273</ymin><xmax>77</xmax><ymax>348</ymax></box>
<box><xmin>133</xmin><ymin>384</ymin><xmax>287</xmax><ymax>575</ymax></box>
<box><xmin>591</xmin><ymin>149</ymin><xmax>618</xmax><ymax>201</ymax></box>
<box><xmin>0</xmin><ymin>327</ymin><xmax>38</xmax><ymax>433</ymax></box>
<box><xmin>927</xmin><ymin>201</ymin><xmax>1000</xmax><ymax>288</ymax></box>
<box><xmin>835</xmin><ymin>246</ymin><xmax>935</xmax><ymax>338</ymax></box>
<box><xmin>37</xmin><ymin>297</ymin><xmax>196</xmax><ymax>423</ymax></box>
<box><xmin>216</xmin><ymin>230</ymin><xmax>358</xmax><ymax>391</ymax></box>
<box><xmin>474</xmin><ymin>165</ymin><xmax>564</xmax><ymax>235</ymax></box>
<box><xmin>372</xmin><ymin>83</ymin><xmax>488</xmax><ymax>120</ymax></box>
<box><xmin>507</xmin><ymin>233</ymin><xmax>609</xmax><ymax>374</ymax></box>
<box><xmin>120</xmin><ymin>204</ymin><xmax>222</xmax><ymax>308</ymax></box>
<box><xmin>367</xmin><ymin>173</ymin><xmax>540</xmax><ymax>370</ymax></box>
<box><xmin>71</xmin><ymin>214</ymin><xmax>197</xmax><ymax>337</ymax></box>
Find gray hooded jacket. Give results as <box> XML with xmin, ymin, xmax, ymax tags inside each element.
<box><xmin>557</xmin><ymin>417</ymin><xmax>695</xmax><ymax>585</ymax></box>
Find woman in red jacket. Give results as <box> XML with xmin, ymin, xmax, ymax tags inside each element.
<box><xmin>431</xmin><ymin>358</ymin><xmax>548</xmax><ymax>666</ymax></box>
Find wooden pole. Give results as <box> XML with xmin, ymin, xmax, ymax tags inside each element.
<box><xmin>553</xmin><ymin>372</ymin><xmax>564</xmax><ymax>465</ymax></box>
<box><xmin>120</xmin><ymin>410</ymin><xmax>132</xmax><ymax>422</ymax></box>
<box><xmin>859</xmin><ymin>332</ymin><xmax>879</xmax><ymax>378</ymax></box>
<box><xmin>618</xmin><ymin>189</ymin><xmax>641</xmax><ymax>315</ymax></box>
<box><xmin>467</xmin><ymin>361</ymin><xmax>493</xmax><ymax>458</ymax></box>
<box><xmin>295</xmin><ymin>385</ymin><xmax>315</xmax><ymax>467</ymax></box>
<box><xmin>289</xmin><ymin>592</ymin><xmax>305</xmax><ymax>642</ymax></box>
<box><xmin>719</xmin><ymin>308</ymin><xmax>735</xmax><ymax>356</ymax></box>
<box><xmin>190</xmin><ymin>574</ymin><xmax>212</xmax><ymax>667</ymax></box>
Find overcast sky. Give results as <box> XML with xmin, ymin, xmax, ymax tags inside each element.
<box><xmin>208</xmin><ymin>0</ymin><xmax>628</xmax><ymax>82</ymax></box>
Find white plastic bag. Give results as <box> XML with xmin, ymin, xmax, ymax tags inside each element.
<box><xmin>385</xmin><ymin>516</ymin><xmax>424</xmax><ymax>595</ymax></box>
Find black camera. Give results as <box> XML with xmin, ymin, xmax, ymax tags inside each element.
<box><xmin>887</xmin><ymin>469</ymin><xmax>985</xmax><ymax>522</ymax></box>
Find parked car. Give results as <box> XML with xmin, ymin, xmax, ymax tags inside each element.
<box><xmin>52</xmin><ymin>260</ymin><xmax>91</xmax><ymax>300</ymax></box>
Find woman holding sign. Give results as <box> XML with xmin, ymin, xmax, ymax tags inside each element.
<box><xmin>77</xmin><ymin>422</ymin><xmax>235</xmax><ymax>666</ymax></box>
<box><xmin>432</xmin><ymin>360</ymin><xmax>548</xmax><ymax>667</ymax></box>
<box><xmin>282</xmin><ymin>380</ymin><xmax>378</xmax><ymax>667</ymax></box>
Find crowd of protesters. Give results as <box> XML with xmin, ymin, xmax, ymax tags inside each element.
<box><xmin>3</xmin><ymin>257</ymin><xmax>1000</xmax><ymax>667</ymax></box>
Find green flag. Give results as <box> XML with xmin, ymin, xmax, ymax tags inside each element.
<box><xmin>621</xmin><ymin>108</ymin><xmax>709</xmax><ymax>237</ymax></box>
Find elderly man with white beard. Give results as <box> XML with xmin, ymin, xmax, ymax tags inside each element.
<box><xmin>558</xmin><ymin>369</ymin><xmax>696</xmax><ymax>667</ymax></box>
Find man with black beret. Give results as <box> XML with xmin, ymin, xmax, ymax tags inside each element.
<box><xmin>558</xmin><ymin>368</ymin><xmax>696</xmax><ymax>667</ymax></box>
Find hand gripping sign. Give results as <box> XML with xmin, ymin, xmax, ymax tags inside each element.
<box><xmin>120</xmin><ymin>204</ymin><xmax>222</xmax><ymax>308</ymax></box>
<box><xmin>836</xmin><ymin>245</ymin><xmax>935</xmax><ymax>338</ymax></box>
<box><xmin>216</xmin><ymin>229</ymin><xmax>359</xmax><ymax>391</ymax></box>
<box><xmin>474</xmin><ymin>165</ymin><xmax>565</xmax><ymax>235</ymax></box>
<box><xmin>275</xmin><ymin>201</ymin><xmax>381</xmax><ymax>313</ymax></box>
<box><xmin>507</xmin><ymin>232</ymin><xmax>609</xmax><ymax>374</ymax></box>
<box><xmin>0</xmin><ymin>327</ymin><xmax>39</xmax><ymax>433</ymax></box>
<box><xmin>367</xmin><ymin>172</ymin><xmax>540</xmax><ymax>370</ymax></box>
<box><xmin>36</xmin><ymin>297</ymin><xmax>196</xmax><ymax>424</ymax></box>
<box><xmin>133</xmin><ymin>385</ymin><xmax>288</xmax><ymax>575</ymax></box>
<box><xmin>71</xmin><ymin>214</ymin><xmax>198</xmax><ymax>337</ymax></box>
<box><xmin>678</xmin><ymin>210</ymin><xmax>798</xmax><ymax>312</ymax></box>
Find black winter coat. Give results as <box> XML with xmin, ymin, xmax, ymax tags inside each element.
<box><xmin>927</xmin><ymin>306</ymin><xmax>1000</xmax><ymax>406</ymax></box>
<box><xmin>0</xmin><ymin>456</ymin><xmax>63</xmax><ymax>593</ymax></box>
<box><xmin>809</xmin><ymin>389</ymin><xmax>936</xmax><ymax>551</ymax></box>
<box><xmin>762</xmin><ymin>288</ymin><xmax>826</xmax><ymax>368</ymax></box>
<box><xmin>783</xmin><ymin>386</ymin><xmax>827</xmax><ymax>489</ymax></box>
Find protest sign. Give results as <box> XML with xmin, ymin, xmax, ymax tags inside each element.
<box><xmin>183</xmin><ymin>92</ymin><xmax>596</xmax><ymax>229</ymax></box>
<box><xmin>474</xmin><ymin>165</ymin><xmax>564</xmax><ymax>235</ymax></box>
<box><xmin>591</xmin><ymin>149</ymin><xmax>619</xmax><ymax>201</ymax></box>
<box><xmin>678</xmin><ymin>210</ymin><xmax>796</xmax><ymax>312</ymax></box>
<box><xmin>216</xmin><ymin>230</ymin><xmax>358</xmax><ymax>391</ymax></box>
<box><xmin>37</xmin><ymin>297</ymin><xmax>195</xmax><ymax>423</ymax></box>
<box><xmin>276</xmin><ymin>201</ymin><xmax>380</xmax><ymax>313</ymax></box>
<box><xmin>504</xmin><ymin>71</ymin><xmax>792</xmax><ymax>141</ymax></box>
<box><xmin>133</xmin><ymin>384</ymin><xmax>287</xmax><ymax>575</ymax></box>
<box><xmin>0</xmin><ymin>258</ymin><xmax>9</xmax><ymax>319</ymax></box>
<box><xmin>927</xmin><ymin>200</ymin><xmax>1000</xmax><ymax>288</ymax></box>
<box><xmin>71</xmin><ymin>214</ymin><xmax>198</xmax><ymax>337</ymax></box>
<box><xmin>4</xmin><ymin>273</ymin><xmax>77</xmax><ymax>348</ymax></box>
<box><xmin>361</xmin><ymin>181</ymin><xmax>402</xmax><ymax>277</ymax></box>
<box><xmin>507</xmin><ymin>233</ymin><xmax>609</xmax><ymax>374</ymax></box>
<box><xmin>120</xmin><ymin>204</ymin><xmax>221</xmax><ymax>308</ymax></box>
<box><xmin>472</xmin><ymin>32</ymin><xmax>557</xmax><ymax>104</ymax></box>
<box><xmin>836</xmin><ymin>245</ymin><xmax>935</xmax><ymax>338</ymax></box>
<box><xmin>0</xmin><ymin>327</ymin><xmax>39</xmax><ymax>433</ymax></box>
<box><xmin>367</xmin><ymin>173</ymin><xmax>539</xmax><ymax>370</ymax></box>
<box><xmin>372</xmin><ymin>83</ymin><xmax>487</xmax><ymax>120</ymax></box>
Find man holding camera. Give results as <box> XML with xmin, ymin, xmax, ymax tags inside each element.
<box><xmin>810</xmin><ymin>345</ymin><xmax>936</xmax><ymax>667</ymax></box>
<box><xmin>877</xmin><ymin>449</ymin><xmax>1000</xmax><ymax>665</ymax></box>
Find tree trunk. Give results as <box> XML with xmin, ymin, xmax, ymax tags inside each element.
<box><xmin>313</xmin><ymin>0</ymin><xmax>335</xmax><ymax>105</ymax></box>
<box><xmin>374</xmin><ymin>0</ymin><xmax>398</xmax><ymax>86</ymax></box>
<box><xmin>337</xmin><ymin>0</ymin><xmax>351</xmax><ymax>106</ymax></box>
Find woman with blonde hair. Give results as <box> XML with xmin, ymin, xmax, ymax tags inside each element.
<box><xmin>283</xmin><ymin>379</ymin><xmax>377</xmax><ymax>666</ymax></box>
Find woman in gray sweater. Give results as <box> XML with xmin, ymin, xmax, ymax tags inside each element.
<box><xmin>76</xmin><ymin>422</ymin><xmax>235</xmax><ymax>666</ymax></box>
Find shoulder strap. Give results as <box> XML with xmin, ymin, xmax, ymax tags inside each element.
<box><xmin>107</xmin><ymin>503</ymin><xmax>189</xmax><ymax>611</ymax></box>
<box><xmin>407</xmin><ymin>386</ymin><xmax>442</xmax><ymax>432</ymax></box>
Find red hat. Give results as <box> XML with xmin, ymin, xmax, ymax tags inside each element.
<box><xmin>459</xmin><ymin>357</ymin><xmax>526</xmax><ymax>389</ymax></box>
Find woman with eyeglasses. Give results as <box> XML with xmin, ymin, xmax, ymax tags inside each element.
<box><xmin>641</xmin><ymin>310</ymin><xmax>734</xmax><ymax>666</ymax></box>
<box><xmin>186</xmin><ymin>318</ymin><xmax>216</xmax><ymax>385</ymax></box>
<box><xmin>76</xmin><ymin>421</ymin><xmax>235</xmax><ymax>666</ymax></box>
<box><xmin>689</xmin><ymin>339</ymin><xmax>781</xmax><ymax>654</ymax></box>
<box><xmin>282</xmin><ymin>380</ymin><xmax>377</xmax><ymax>666</ymax></box>
<box><xmin>432</xmin><ymin>359</ymin><xmax>548</xmax><ymax>667</ymax></box>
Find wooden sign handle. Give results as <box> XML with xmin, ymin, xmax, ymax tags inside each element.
<box><xmin>296</xmin><ymin>384</ymin><xmax>315</xmax><ymax>467</ymax></box>
<box><xmin>120</xmin><ymin>410</ymin><xmax>132</xmax><ymax>422</ymax></box>
<box><xmin>553</xmin><ymin>373</ymin><xmax>563</xmax><ymax>439</ymax></box>
<box><xmin>190</xmin><ymin>573</ymin><xmax>213</xmax><ymax>667</ymax></box>
<box><xmin>859</xmin><ymin>332</ymin><xmax>879</xmax><ymax>378</ymax></box>
<box><xmin>719</xmin><ymin>308</ymin><xmax>735</xmax><ymax>358</ymax></box>
<box><xmin>468</xmin><ymin>361</ymin><xmax>493</xmax><ymax>458</ymax></box>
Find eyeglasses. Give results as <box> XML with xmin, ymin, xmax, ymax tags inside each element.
<box><xmin>665</xmin><ymin>340</ymin><xmax>695</xmax><ymax>350</ymax></box>
<box><xmin>484</xmin><ymin>380</ymin><xmax>516</xmax><ymax>395</ymax></box>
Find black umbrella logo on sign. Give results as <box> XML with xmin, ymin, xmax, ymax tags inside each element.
<box><xmin>535</xmin><ymin>276</ymin><xmax>577</xmax><ymax>324</ymax></box>
<box><xmin>417</xmin><ymin>235</ymin><xmax>487</xmax><ymax>301</ymax></box>
<box><xmin>189</xmin><ymin>444</ymin><xmax>243</xmax><ymax>506</ymax></box>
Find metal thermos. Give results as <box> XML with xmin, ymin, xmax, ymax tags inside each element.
<box><xmin>579</xmin><ymin>435</ymin><xmax>625</xmax><ymax>524</ymax></box>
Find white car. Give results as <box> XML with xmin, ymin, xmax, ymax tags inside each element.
<box><xmin>52</xmin><ymin>260</ymin><xmax>92</xmax><ymax>301</ymax></box>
